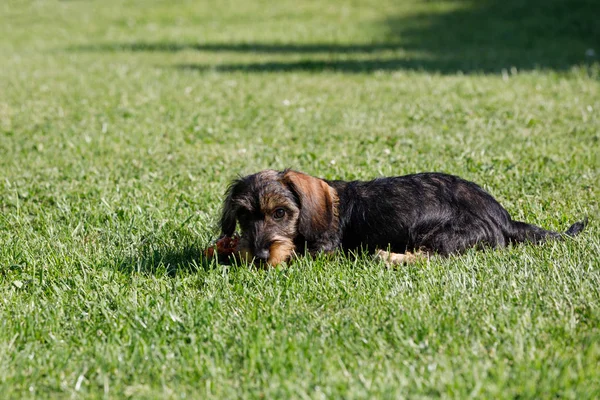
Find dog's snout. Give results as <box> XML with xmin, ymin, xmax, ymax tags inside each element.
<box><xmin>254</xmin><ymin>233</ymin><xmax>272</xmax><ymax>261</ymax></box>
<box><xmin>253</xmin><ymin>247</ymin><xmax>270</xmax><ymax>261</ymax></box>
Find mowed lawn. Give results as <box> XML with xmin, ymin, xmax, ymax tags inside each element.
<box><xmin>1</xmin><ymin>0</ymin><xmax>599</xmax><ymax>398</ymax></box>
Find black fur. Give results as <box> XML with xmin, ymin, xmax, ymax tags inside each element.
<box><xmin>325</xmin><ymin>172</ymin><xmax>585</xmax><ymax>255</ymax></box>
<box><xmin>220</xmin><ymin>170</ymin><xmax>587</xmax><ymax>263</ymax></box>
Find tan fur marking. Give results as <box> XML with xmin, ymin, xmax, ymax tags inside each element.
<box><xmin>268</xmin><ymin>238</ymin><xmax>296</xmax><ymax>266</ymax></box>
<box><xmin>282</xmin><ymin>170</ymin><xmax>338</xmax><ymax>233</ymax></box>
<box><xmin>262</xmin><ymin>193</ymin><xmax>290</xmax><ymax>213</ymax></box>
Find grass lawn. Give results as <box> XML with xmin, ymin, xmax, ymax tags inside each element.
<box><xmin>1</xmin><ymin>0</ymin><xmax>599</xmax><ymax>398</ymax></box>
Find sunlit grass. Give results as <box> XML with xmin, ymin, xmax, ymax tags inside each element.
<box><xmin>1</xmin><ymin>0</ymin><xmax>599</xmax><ymax>398</ymax></box>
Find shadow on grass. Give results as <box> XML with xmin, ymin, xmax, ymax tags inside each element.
<box><xmin>174</xmin><ymin>58</ymin><xmax>457</xmax><ymax>74</ymax></box>
<box><xmin>117</xmin><ymin>243</ymin><xmax>214</xmax><ymax>276</ymax></box>
<box><xmin>74</xmin><ymin>42</ymin><xmax>402</xmax><ymax>54</ymax></box>
<box><xmin>71</xmin><ymin>0</ymin><xmax>599</xmax><ymax>74</ymax></box>
<box><xmin>385</xmin><ymin>0</ymin><xmax>600</xmax><ymax>73</ymax></box>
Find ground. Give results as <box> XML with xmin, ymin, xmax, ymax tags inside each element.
<box><xmin>1</xmin><ymin>0</ymin><xmax>599</xmax><ymax>398</ymax></box>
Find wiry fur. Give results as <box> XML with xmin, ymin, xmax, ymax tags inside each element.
<box><xmin>219</xmin><ymin>169</ymin><xmax>587</xmax><ymax>266</ymax></box>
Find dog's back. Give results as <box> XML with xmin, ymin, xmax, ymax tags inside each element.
<box><xmin>328</xmin><ymin>172</ymin><xmax>585</xmax><ymax>255</ymax></box>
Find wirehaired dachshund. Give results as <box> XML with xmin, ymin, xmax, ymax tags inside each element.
<box><xmin>219</xmin><ymin>169</ymin><xmax>586</xmax><ymax>265</ymax></box>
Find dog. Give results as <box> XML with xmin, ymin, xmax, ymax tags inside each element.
<box><xmin>218</xmin><ymin>169</ymin><xmax>586</xmax><ymax>266</ymax></box>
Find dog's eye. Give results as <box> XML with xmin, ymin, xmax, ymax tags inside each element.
<box><xmin>273</xmin><ymin>208</ymin><xmax>286</xmax><ymax>220</ymax></box>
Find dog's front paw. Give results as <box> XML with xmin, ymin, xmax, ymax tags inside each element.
<box><xmin>375</xmin><ymin>249</ymin><xmax>423</xmax><ymax>265</ymax></box>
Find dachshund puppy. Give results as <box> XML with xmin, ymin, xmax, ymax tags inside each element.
<box><xmin>219</xmin><ymin>169</ymin><xmax>586</xmax><ymax>266</ymax></box>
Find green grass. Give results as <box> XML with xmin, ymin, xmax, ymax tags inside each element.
<box><xmin>1</xmin><ymin>0</ymin><xmax>599</xmax><ymax>398</ymax></box>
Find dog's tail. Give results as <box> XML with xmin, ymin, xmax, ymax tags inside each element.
<box><xmin>506</xmin><ymin>217</ymin><xmax>588</xmax><ymax>244</ymax></box>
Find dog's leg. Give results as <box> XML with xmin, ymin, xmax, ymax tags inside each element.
<box><xmin>375</xmin><ymin>249</ymin><xmax>426</xmax><ymax>265</ymax></box>
<box><xmin>268</xmin><ymin>239</ymin><xmax>296</xmax><ymax>266</ymax></box>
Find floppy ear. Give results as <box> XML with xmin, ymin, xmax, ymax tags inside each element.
<box><xmin>219</xmin><ymin>180</ymin><xmax>241</xmax><ymax>236</ymax></box>
<box><xmin>282</xmin><ymin>170</ymin><xmax>338</xmax><ymax>245</ymax></box>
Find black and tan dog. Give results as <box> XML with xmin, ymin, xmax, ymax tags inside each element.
<box><xmin>219</xmin><ymin>169</ymin><xmax>586</xmax><ymax>266</ymax></box>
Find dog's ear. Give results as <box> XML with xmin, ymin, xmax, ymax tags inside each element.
<box><xmin>220</xmin><ymin>179</ymin><xmax>241</xmax><ymax>236</ymax></box>
<box><xmin>282</xmin><ymin>170</ymin><xmax>338</xmax><ymax>245</ymax></box>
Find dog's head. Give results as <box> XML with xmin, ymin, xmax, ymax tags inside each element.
<box><xmin>220</xmin><ymin>169</ymin><xmax>338</xmax><ymax>265</ymax></box>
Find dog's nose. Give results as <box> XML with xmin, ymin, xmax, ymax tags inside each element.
<box><xmin>253</xmin><ymin>248</ymin><xmax>270</xmax><ymax>261</ymax></box>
